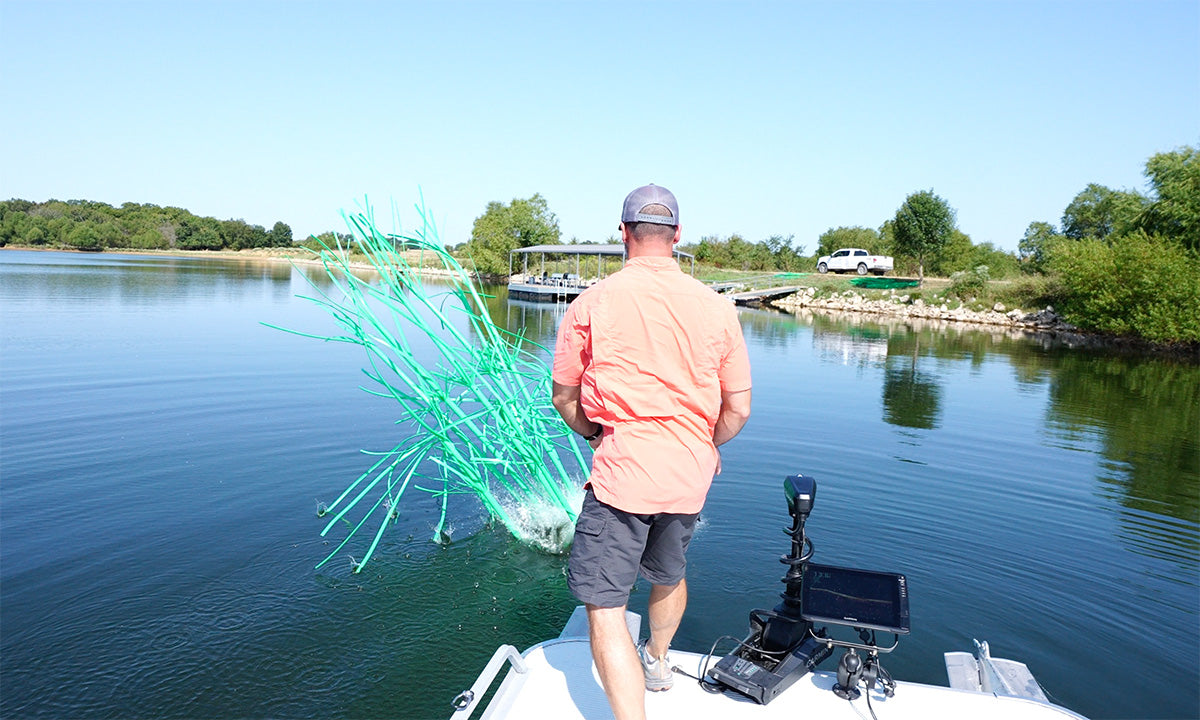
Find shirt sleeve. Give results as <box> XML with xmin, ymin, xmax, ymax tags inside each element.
<box><xmin>552</xmin><ymin>300</ymin><xmax>590</xmax><ymax>386</ymax></box>
<box><xmin>718</xmin><ymin>314</ymin><xmax>752</xmax><ymax>392</ymax></box>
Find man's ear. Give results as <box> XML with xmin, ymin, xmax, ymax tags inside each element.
<box><xmin>672</xmin><ymin>224</ymin><xmax>682</xmax><ymax>245</ymax></box>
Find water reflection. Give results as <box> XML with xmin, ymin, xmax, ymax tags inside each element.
<box><xmin>470</xmin><ymin>291</ymin><xmax>1199</xmax><ymax>572</ymax></box>
<box><xmin>881</xmin><ymin>364</ymin><xmax>943</xmax><ymax>429</ymax></box>
<box><xmin>0</xmin><ymin>251</ymin><xmax>298</xmax><ymax>305</ymax></box>
<box><xmin>811</xmin><ymin>315</ymin><xmax>889</xmax><ymax>367</ymax></box>
<box><xmin>479</xmin><ymin>289</ymin><xmax>1198</xmax><ymax>555</ymax></box>
<box><xmin>292</xmin><ymin>261</ymin><xmax>380</xmax><ymax>289</ymax></box>
<box><xmin>500</xmin><ymin>299</ymin><xmax>565</xmax><ymax>352</ymax></box>
<box><xmin>1045</xmin><ymin>354</ymin><xmax>1199</xmax><ymax>560</ymax></box>
<box><xmin>732</xmin><ymin>306</ymin><xmax>806</xmax><ymax>348</ymax></box>
<box><xmin>775</xmin><ymin>306</ymin><xmax>1200</xmax><ymax>572</ymax></box>
<box><xmin>477</xmin><ymin>285</ymin><xmax>563</xmax><ymax>354</ymax></box>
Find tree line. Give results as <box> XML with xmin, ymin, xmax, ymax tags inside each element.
<box><xmin>4</xmin><ymin>144</ymin><xmax>1194</xmax><ymax>344</ymax></box>
<box><xmin>460</xmin><ymin>189</ymin><xmax>1019</xmax><ymax>281</ymax></box>
<box><xmin>1016</xmin><ymin>145</ymin><xmax>1198</xmax><ymax>344</ymax></box>
<box><xmin>0</xmin><ymin>199</ymin><xmax>294</xmax><ymax>251</ymax></box>
<box><xmin>463</xmin><ymin>146</ymin><xmax>1196</xmax><ymax>344</ymax></box>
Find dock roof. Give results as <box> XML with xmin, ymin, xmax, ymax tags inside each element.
<box><xmin>511</xmin><ymin>243</ymin><xmax>693</xmax><ymax>260</ymax></box>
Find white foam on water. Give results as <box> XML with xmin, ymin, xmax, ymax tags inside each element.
<box><xmin>502</xmin><ymin>485</ymin><xmax>586</xmax><ymax>554</ymax></box>
<box><xmin>500</xmin><ymin>488</ymin><xmax>714</xmax><ymax>553</ymax></box>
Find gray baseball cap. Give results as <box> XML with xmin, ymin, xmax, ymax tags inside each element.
<box><xmin>621</xmin><ymin>184</ymin><xmax>679</xmax><ymax>226</ymax></box>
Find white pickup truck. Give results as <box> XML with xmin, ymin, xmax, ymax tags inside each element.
<box><xmin>817</xmin><ymin>248</ymin><xmax>894</xmax><ymax>275</ymax></box>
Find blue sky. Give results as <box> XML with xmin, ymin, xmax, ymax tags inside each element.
<box><xmin>2</xmin><ymin>1</ymin><xmax>1196</xmax><ymax>252</ymax></box>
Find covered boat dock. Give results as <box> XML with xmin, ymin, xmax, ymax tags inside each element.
<box><xmin>508</xmin><ymin>244</ymin><xmax>695</xmax><ymax>302</ymax></box>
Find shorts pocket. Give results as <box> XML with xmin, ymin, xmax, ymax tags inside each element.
<box><xmin>574</xmin><ymin>513</ymin><xmax>606</xmax><ymax>538</ymax></box>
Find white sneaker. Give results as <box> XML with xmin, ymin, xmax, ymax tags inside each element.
<box><xmin>637</xmin><ymin>639</ymin><xmax>673</xmax><ymax>691</ymax></box>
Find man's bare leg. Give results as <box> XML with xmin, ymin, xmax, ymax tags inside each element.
<box><xmin>587</xmin><ymin>604</ymin><xmax>644</xmax><ymax>720</ymax></box>
<box><xmin>645</xmin><ymin>578</ymin><xmax>687</xmax><ymax>660</ymax></box>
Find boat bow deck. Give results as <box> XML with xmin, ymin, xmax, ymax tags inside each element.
<box><xmin>454</xmin><ymin>634</ymin><xmax>1088</xmax><ymax>720</ymax></box>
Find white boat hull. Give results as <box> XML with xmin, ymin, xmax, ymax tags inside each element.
<box><xmin>451</xmin><ymin>608</ymin><xmax>1088</xmax><ymax>720</ymax></box>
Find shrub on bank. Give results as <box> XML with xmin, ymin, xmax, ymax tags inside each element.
<box><xmin>1049</xmin><ymin>233</ymin><xmax>1200</xmax><ymax>343</ymax></box>
<box><xmin>947</xmin><ymin>265</ymin><xmax>989</xmax><ymax>300</ymax></box>
<box><xmin>992</xmin><ymin>274</ymin><xmax>1064</xmax><ymax>313</ymax></box>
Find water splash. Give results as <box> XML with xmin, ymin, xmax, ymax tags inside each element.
<box><xmin>271</xmin><ymin>197</ymin><xmax>590</xmax><ymax>572</ymax></box>
<box><xmin>502</xmin><ymin>482</ymin><xmax>587</xmax><ymax>554</ymax></box>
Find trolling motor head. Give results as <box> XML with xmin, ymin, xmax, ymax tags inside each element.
<box><xmin>780</xmin><ymin>474</ymin><xmax>816</xmax><ymax>606</ymax></box>
<box><xmin>785</xmin><ymin>473</ymin><xmax>815</xmax><ymax>519</ymax></box>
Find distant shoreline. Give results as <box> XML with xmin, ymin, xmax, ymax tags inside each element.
<box><xmin>5</xmin><ymin>245</ymin><xmax>1195</xmax><ymax>359</ymax></box>
<box><xmin>2</xmin><ymin>243</ymin><xmax>363</xmax><ymax>267</ymax></box>
<box><xmin>0</xmin><ymin>244</ymin><xmax>445</xmax><ymax>275</ymax></box>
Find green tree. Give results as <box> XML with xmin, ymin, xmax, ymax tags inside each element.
<box><xmin>692</xmin><ymin>235</ymin><xmax>721</xmax><ymax>265</ymax></box>
<box><xmin>1048</xmin><ymin>231</ymin><xmax>1200</xmax><ymax>343</ymax></box>
<box><xmin>690</xmin><ymin>234</ymin><xmax>755</xmax><ymax>269</ymax></box>
<box><xmin>1138</xmin><ymin>145</ymin><xmax>1199</xmax><ymax>250</ymax></box>
<box><xmin>177</xmin><ymin>216</ymin><xmax>223</xmax><ymax>250</ymax></box>
<box><xmin>94</xmin><ymin>221</ymin><xmax>122</xmax><ymax>248</ymax></box>
<box><xmin>466</xmin><ymin>194</ymin><xmax>560</xmax><ymax>276</ymax></box>
<box><xmin>220</xmin><ymin>219</ymin><xmax>258</xmax><ymax>249</ymax></box>
<box><xmin>0</xmin><ymin>207</ymin><xmax>29</xmax><ymax>245</ymax></box>
<box><xmin>816</xmin><ymin>226</ymin><xmax>882</xmax><ymax>258</ymax></box>
<box><xmin>1061</xmin><ymin>183</ymin><xmax>1147</xmax><ymax>241</ymax></box>
<box><xmin>65</xmin><ymin>223</ymin><xmax>101</xmax><ymax>250</ymax></box>
<box><xmin>688</xmin><ymin>233</ymin><xmax>807</xmax><ymax>272</ymax></box>
<box><xmin>727</xmin><ymin>234</ymin><xmax>764</xmax><ymax>270</ymax></box>
<box><xmin>764</xmin><ymin>234</ymin><xmax>805</xmax><ymax>271</ymax></box>
<box><xmin>1</xmin><ymin>199</ymin><xmax>34</xmax><ymax>216</ymax></box>
<box><xmin>269</xmin><ymin>221</ymin><xmax>293</xmax><ymax>247</ymax></box>
<box><xmin>892</xmin><ymin>190</ymin><xmax>956</xmax><ymax>285</ymax></box>
<box><xmin>25</xmin><ymin>224</ymin><xmax>46</xmax><ymax>245</ymax></box>
<box><xmin>1019</xmin><ymin>221</ymin><xmax>1061</xmax><ymax>273</ymax></box>
<box><xmin>969</xmin><ymin>242</ymin><xmax>1020</xmax><ymax>279</ymax></box>
<box><xmin>128</xmin><ymin>228</ymin><xmax>166</xmax><ymax>249</ymax></box>
<box><xmin>44</xmin><ymin>216</ymin><xmax>70</xmax><ymax>245</ymax></box>
<box><xmin>928</xmin><ymin>229</ymin><xmax>973</xmax><ymax>276</ymax></box>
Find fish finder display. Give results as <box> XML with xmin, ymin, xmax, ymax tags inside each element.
<box><xmin>800</xmin><ymin>563</ymin><xmax>910</xmax><ymax>635</ymax></box>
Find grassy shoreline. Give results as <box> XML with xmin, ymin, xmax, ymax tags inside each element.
<box><xmin>1</xmin><ymin>244</ymin><xmax>417</xmax><ymax>274</ymax></box>
<box><xmin>5</xmin><ymin>244</ymin><xmax>1195</xmax><ymax>358</ymax></box>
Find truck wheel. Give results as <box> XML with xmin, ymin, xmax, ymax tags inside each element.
<box><xmin>818</xmin><ymin>263</ymin><xmax>828</xmax><ymax>274</ymax></box>
<box><xmin>857</xmin><ymin>263</ymin><xmax>868</xmax><ymax>275</ymax></box>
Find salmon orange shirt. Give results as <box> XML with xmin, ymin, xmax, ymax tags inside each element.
<box><xmin>552</xmin><ymin>257</ymin><xmax>752</xmax><ymax>514</ymax></box>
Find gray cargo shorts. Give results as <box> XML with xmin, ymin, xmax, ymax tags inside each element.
<box><xmin>566</xmin><ymin>487</ymin><xmax>699</xmax><ymax>608</ymax></box>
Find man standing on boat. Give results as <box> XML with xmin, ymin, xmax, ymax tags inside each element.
<box><xmin>552</xmin><ymin>184</ymin><xmax>753</xmax><ymax>720</ymax></box>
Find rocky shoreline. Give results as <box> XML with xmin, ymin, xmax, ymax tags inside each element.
<box><xmin>772</xmin><ymin>285</ymin><xmax>1078</xmax><ymax>330</ymax></box>
<box><xmin>769</xmin><ymin>286</ymin><xmax>1198</xmax><ymax>358</ymax></box>
<box><xmin>8</xmin><ymin>247</ymin><xmax>1194</xmax><ymax>358</ymax></box>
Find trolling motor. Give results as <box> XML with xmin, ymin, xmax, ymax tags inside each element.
<box><xmin>705</xmin><ymin>474</ymin><xmax>829</xmax><ymax>703</ymax></box>
<box><xmin>706</xmin><ymin>474</ymin><xmax>910</xmax><ymax>705</ymax></box>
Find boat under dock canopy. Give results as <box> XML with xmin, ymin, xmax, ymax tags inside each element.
<box><xmin>507</xmin><ymin>244</ymin><xmax>695</xmax><ymax>303</ymax></box>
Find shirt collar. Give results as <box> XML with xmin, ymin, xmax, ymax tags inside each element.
<box><xmin>626</xmin><ymin>256</ymin><xmax>679</xmax><ymax>271</ymax></box>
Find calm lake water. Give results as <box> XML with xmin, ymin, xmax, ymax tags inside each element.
<box><xmin>1</xmin><ymin>249</ymin><xmax>1197</xmax><ymax>720</ymax></box>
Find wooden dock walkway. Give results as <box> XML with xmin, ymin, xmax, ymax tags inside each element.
<box><xmin>728</xmin><ymin>286</ymin><xmax>802</xmax><ymax>306</ymax></box>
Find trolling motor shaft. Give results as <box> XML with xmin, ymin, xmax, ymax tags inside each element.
<box><xmin>706</xmin><ymin>475</ymin><xmax>832</xmax><ymax>704</ymax></box>
<box><xmin>760</xmin><ymin>474</ymin><xmax>815</xmax><ymax>650</ymax></box>
<box><xmin>779</xmin><ymin>473</ymin><xmax>815</xmax><ymax>608</ymax></box>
